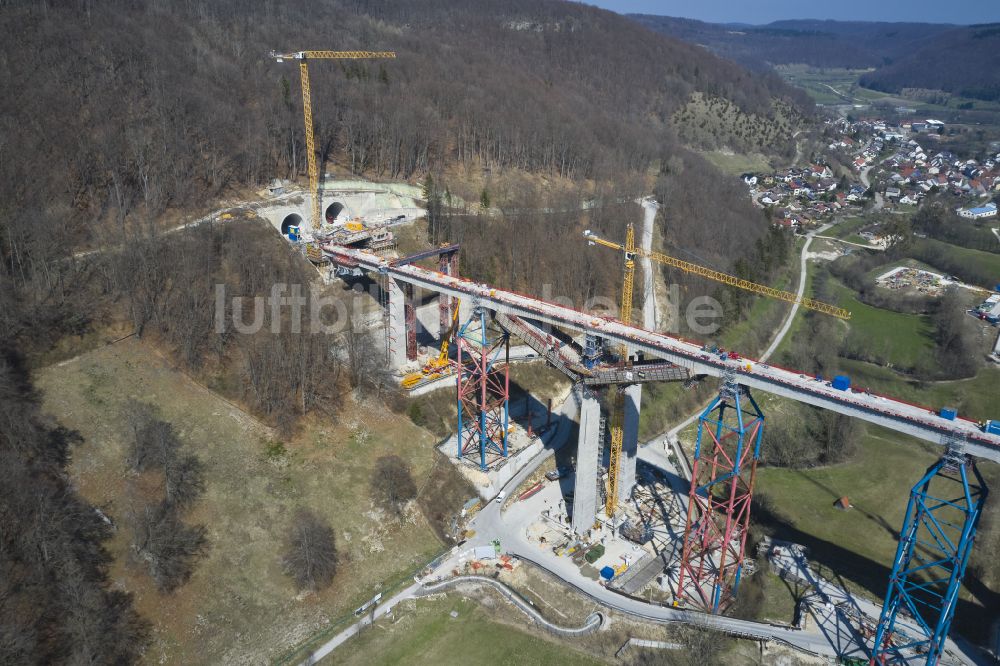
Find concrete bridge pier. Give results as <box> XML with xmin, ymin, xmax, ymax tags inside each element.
<box><xmin>438</xmin><ymin>250</ymin><xmax>459</xmax><ymax>337</ymax></box>
<box><xmin>404</xmin><ymin>284</ymin><xmax>418</xmax><ymax>361</ymax></box>
<box><xmin>458</xmin><ymin>298</ymin><xmax>474</xmax><ymax>330</ymax></box>
<box><xmin>572</xmin><ymin>387</ymin><xmax>602</xmax><ymax>534</ymax></box>
<box><xmin>619</xmin><ymin>384</ymin><xmax>642</xmax><ymax>505</ymax></box>
<box><xmin>387</xmin><ymin>276</ymin><xmax>407</xmax><ymax>371</ymax></box>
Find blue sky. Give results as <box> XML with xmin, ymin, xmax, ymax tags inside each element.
<box><xmin>582</xmin><ymin>1</ymin><xmax>1000</xmax><ymax>25</ymax></box>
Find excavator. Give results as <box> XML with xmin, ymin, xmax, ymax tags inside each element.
<box><xmin>402</xmin><ymin>299</ymin><xmax>461</xmax><ymax>389</ymax></box>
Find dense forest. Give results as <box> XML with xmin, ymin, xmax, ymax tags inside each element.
<box><xmin>634</xmin><ymin>16</ymin><xmax>1000</xmax><ymax>102</ymax></box>
<box><xmin>1</xmin><ymin>0</ymin><xmax>810</xmax><ymax>353</ymax></box>
<box><xmin>0</xmin><ymin>347</ymin><xmax>149</xmax><ymax>662</ymax></box>
<box><xmin>1</xmin><ymin>0</ymin><xmax>808</xmax><ymax>261</ymax></box>
<box><xmin>631</xmin><ymin>16</ymin><xmax>954</xmax><ymax>70</ymax></box>
<box><xmin>859</xmin><ymin>24</ymin><xmax>1000</xmax><ymax>101</ymax></box>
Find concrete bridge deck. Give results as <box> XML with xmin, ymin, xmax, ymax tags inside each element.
<box><xmin>322</xmin><ymin>243</ymin><xmax>1000</xmax><ymax>463</ymax></box>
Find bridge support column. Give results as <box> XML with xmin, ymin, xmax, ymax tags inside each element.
<box><xmin>438</xmin><ymin>251</ymin><xmax>459</xmax><ymax>337</ymax></box>
<box><xmin>572</xmin><ymin>387</ymin><xmax>601</xmax><ymax>535</ymax></box>
<box><xmin>870</xmin><ymin>441</ymin><xmax>986</xmax><ymax>666</ymax></box>
<box><xmin>458</xmin><ymin>297</ymin><xmax>473</xmax><ymax>329</ymax></box>
<box><xmin>404</xmin><ymin>284</ymin><xmax>417</xmax><ymax>361</ymax></box>
<box><xmin>386</xmin><ymin>276</ymin><xmax>407</xmax><ymax>371</ymax></box>
<box><xmin>619</xmin><ymin>384</ymin><xmax>642</xmax><ymax>506</ymax></box>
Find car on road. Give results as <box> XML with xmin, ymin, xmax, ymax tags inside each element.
<box><xmin>495</xmin><ymin>490</ymin><xmax>506</xmax><ymax>503</ymax></box>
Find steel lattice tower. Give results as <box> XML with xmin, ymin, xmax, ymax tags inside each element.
<box><xmin>870</xmin><ymin>442</ymin><xmax>987</xmax><ymax>666</ymax></box>
<box><xmin>676</xmin><ymin>374</ymin><xmax>764</xmax><ymax>613</ymax></box>
<box><xmin>456</xmin><ymin>307</ymin><xmax>510</xmax><ymax>471</ymax></box>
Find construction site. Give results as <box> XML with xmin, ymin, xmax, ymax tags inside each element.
<box><xmin>261</xmin><ymin>50</ymin><xmax>1000</xmax><ymax>666</ymax></box>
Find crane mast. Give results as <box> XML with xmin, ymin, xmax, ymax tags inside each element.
<box><xmin>586</xmin><ymin>216</ymin><xmax>850</xmax><ymax>519</ymax></box>
<box><xmin>271</xmin><ymin>50</ymin><xmax>396</xmax><ymax>229</ymax></box>
<box><xmin>606</xmin><ymin>222</ymin><xmax>636</xmax><ymax>517</ymax></box>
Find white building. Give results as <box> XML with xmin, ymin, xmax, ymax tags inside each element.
<box><xmin>959</xmin><ymin>202</ymin><xmax>998</xmax><ymax>219</ymax></box>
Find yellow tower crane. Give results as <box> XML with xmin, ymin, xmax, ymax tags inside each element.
<box><xmin>271</xmin><ymin>50</ymin><xmax>396</xmax><ymax>229</ymax></box>
<box><xmin>604</xmin><ymin>223</ymin><xmax>635</xmax><ymax>517</ymax></box>
<box><xmin>585</xmin><ymin>222</ymin><xmax>851</xmax><ymax>517</ymax></box>
<box><xmin>584</xmin><ymin>227</ymin><xmax>852</xmax><ymax>321</ymax></box>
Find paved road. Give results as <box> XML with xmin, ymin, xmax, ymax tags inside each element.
<box><xmin>814</xmin><ymin>234</ymin><xmax>884</xmax><ymax>251</ymax></box>
<box><xmin>860</xmin><ymin>166</ymin><xmax>884</xmax><ymax>211</ymax></box>
<box><xmin>419</xmin><ymin>576</ymin><xmax>604</xmax><ymax>636</ymax></box>
<box><xmin>759</xmin><ymin>221</ymin><xmax>834</xmax><ymax>363</ymax></box>
<box><xmin>299</xmin><ymin>582</ymin><xmax>421</xmax><ymax>665</ymax></box>
<box><xmin>460</xmin><ymin>445</ymin><xmax>856</xmax><ymax>660</ymax></box>
<box><xmin>460</xmin><ymin>437</ymin><xmax>991</xmax><ymax>665</ymax></box>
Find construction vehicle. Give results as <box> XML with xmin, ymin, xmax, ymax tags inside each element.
<box><xmin>402</xmin><ymin>299</ymin><xmax>461</xmax><ymax>389</ymax></box>
<box><xmin>584</xmin><ymin>220</ymin><xmax>851</xmax><ymax>517</ymax></box>
<box><xmin>270</xmin><ymin>50</ymin><xmax>396</xmax><ymax>230</ymax></box>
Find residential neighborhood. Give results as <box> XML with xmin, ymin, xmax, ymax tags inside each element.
<box><xmin>742</xmin><ymin>163</ymin><xmax>855</xmax><ymax>229</ymax></box>
<box><xmin>743</xmin><ymin>116</ymin><xmax>1000</xmax><ymax>231</ymax></box>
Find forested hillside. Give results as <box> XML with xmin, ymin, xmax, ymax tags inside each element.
<box><xmin>635</xmin><ymin>15</ymin><xmax>1000</xmax><ymax>103</ymax></box>
<box><xmin>1</xmin><ymin>0</ymin><xmax>807</xmax><ymax>251</ymax></box>
<box><xmin>631</xmin><ymin>16</ymin><xmax>953</xmax><ymax>70</ymax></box>
<box><xmin>860</xmin><ymin>24</ymin><xmax>1000</xmax><ymax>101</ymax></box>
<box><xmin>2</xmin><ymin>0</ymin><xmax>810</xmax><ymax>349</ymax></box>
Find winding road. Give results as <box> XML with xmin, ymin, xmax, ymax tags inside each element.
<box><xmin>759</xmin><ymin>221</ymin><xmax>833</xmax><ymax>362</ymax></box>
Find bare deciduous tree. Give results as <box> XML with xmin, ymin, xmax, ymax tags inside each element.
<box><xmin>127</xmin><ymin>408</ymin><xmax>180</xmax><ymax>473</ymax></box>
<box><xmin>344</xmin><ymin>321</ymin><xmax>392</xmax><ymax>397</ymax></box>
<box><xmin>282</xmin><ymin>509</ymin><xmax>338</xmax><ymax>591</ymax></box>
<box><xmin>371</xmin><ymin>455</ymin><xmax>417</xmax><ymax>517</ymax></box>
<box><xmin>164</xmin><ymin>454</ymin><xmax>206</xmax><ymax>509</ymax></box>
<box><xmin>129</xmin><ymin>500</ymin><xmax>208</xmax><ymax>593</ymax></box>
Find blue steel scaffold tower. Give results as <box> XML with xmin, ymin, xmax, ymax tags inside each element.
<box><xmin>870</xmin><ymin>439</ymin><xmax>988</xmax><ymax>666</ymax></box>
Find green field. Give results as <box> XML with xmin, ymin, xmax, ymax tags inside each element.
<box><xmin>831</xmin><ymin>280</ymin><xmax>936</xmax><ymax>369</ymax></box>
<box><xmin>828</xmin><ymin>216</ymin><xmax>867</xmax><ymax>240</ymax></box>
<box><xmin>702</xmin><ymin>150</ymin><xmax>773</xmax><ymax>176</ymax></box>
<box><xmin>775</xmin><ymin>270</ymin><xmax>938</xmax><ymax>372</ymax></box>
<box><xmin>327</xmin><ymin>596</ymin><xmax>604</xmax><ymax>666</ymax></box>
<box><xmin>774</xmin><ymin>65</ymin><xmax>881</xmax><ymax>105</ymax></box>
<box><xmin>911</xmin><ymin>238</ymin><xmax>1000</xmax><ymax>288</ymax></box>
<box><xmin>757</xmin><ymin>428</ymin><xmax>938</xmax><ymax>599</ymax></box>
<box><xmin>756</xmin><ymin>427</ymin><xmax>1000</xmax><ymax>641</ymax></box>
<box><xmin>775</xmin><ymin>64</ymin><xmax>1000</xmax><ymax>122</ymax></box>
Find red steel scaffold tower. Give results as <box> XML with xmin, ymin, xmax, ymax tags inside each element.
<box><xmin>456</xmin><ymin>306</ymin><xmax>510</xmax><ymax>471</ymax></box>
<box><xmin>676</xmin><ymin>371</ymin><xmax>765</xmax><ymax>613</ymax></box>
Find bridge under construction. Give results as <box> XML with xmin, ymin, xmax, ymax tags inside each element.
<box><xmin>319</xmin><ymin>227</ymin><xmax>998</xmax><ymax>666</ymax></box>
